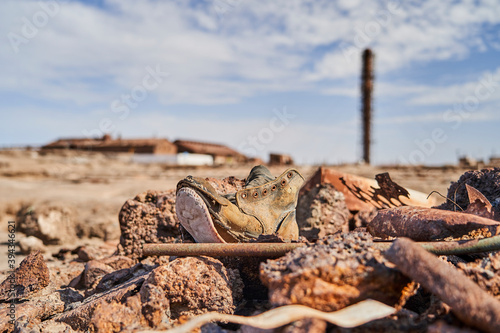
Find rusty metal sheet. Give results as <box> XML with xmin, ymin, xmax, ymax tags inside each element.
<box><xmin>464</xmin><ymin>184</ymin><xmax>495</xmax><ymax>219</ymax></box>
<box><xmin>300</xmin><ymin>167</ymin><xmax>436</xmax><ymax>211</ymax></box>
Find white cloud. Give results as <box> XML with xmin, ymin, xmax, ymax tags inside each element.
<box><xmin>408</xmin><ymin>67</ymin><xmax>500</xmax><ymax>105</ymax></box>
<box><xmin>2</xmin><ymin>0</ymin><xmax>500</xmax><ymax>106</ymax></box>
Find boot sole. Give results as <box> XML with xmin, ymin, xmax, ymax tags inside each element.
<box><xmin>176</xmin><ymin>187</ymin><xmax>226</xmax><ymax>243</ymax></box>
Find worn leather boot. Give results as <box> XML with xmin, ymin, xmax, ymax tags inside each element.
<box><xmin>176</xmin><ymin>166</ymin><xmax>304</xmax><ymax>243</ymax></box>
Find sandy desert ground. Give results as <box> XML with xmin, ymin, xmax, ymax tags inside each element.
<box><xmin>0</xmin><ymin>149</ymin><xmax>470</xmax><ymax>272</ymax></box>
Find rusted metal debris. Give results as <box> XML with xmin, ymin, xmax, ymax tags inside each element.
<box><xmin>437</xmin><ymin>168</ymin><xmax>500</xmax><ymax>220</ymax></box>
<box><xmin>385</xmin><ymin>238</ymin><xmax>500</xmax><ymax>333</ymax></box>
<box><xmin>142</xmin><ymin>235</ymin><xmax>500</xmax><ymax>258</ymax></box>
<box><xmin>368</xmin><ymin>206</ymin><xmax>500</xmax><ymax>241</ymax></box>
<box><xmin>464</xmin><ymin>184</ymin><xmax>495</xmax><ymax>219</ymax></box>
<box><xmin>374</xmin><ymin>172</ymin><xmax>410</xmax><ymax>205</ymax></box>
<box><xmin>299</xmin><ymin>167</ymin><xmax>436</xmax><ymax>211</ymax></box>
<box><xmin>142</xmin><ymin>242</ymin><xmax>304</xmax><ymax>257</ymax></box>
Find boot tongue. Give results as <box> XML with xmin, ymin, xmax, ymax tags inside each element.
<box><xmin>224</xmin><ymin>165</ymin><xmax>275</xmax><ymax>204</ymax></box>
<box><xmin>245</xmin><ymin>165</ymin><xmax>275</xmax><ymax>188</ymax></box>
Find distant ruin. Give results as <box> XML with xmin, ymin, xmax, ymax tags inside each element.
<box><xmin>42</xmin><ymin>135</ymin><xmax>293</xmax><ymax>166</ymax></box>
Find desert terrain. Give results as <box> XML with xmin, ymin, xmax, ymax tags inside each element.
<box><xmin>3</xmin><ymin>149</ymin><xmax>500</xmax><ymax>332</ymax></box>
<box><xmin>0</xmin><ymin>148</ymin><xmax>466</xmax><ymax>273</ymax></box>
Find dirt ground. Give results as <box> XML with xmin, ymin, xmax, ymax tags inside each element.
<box><xmin>0</xmin><ymin>149</ymin><xmax>469</xmax><ymax>273</ymax></box>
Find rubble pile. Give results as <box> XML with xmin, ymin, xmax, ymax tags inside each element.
<box><xmin>296</xmin><ymin>183</ymin><xmax>350</xmax><ymax>239</ymax></box>
<box><xmin>1</xmin><ymin>167</ymin><xmax>500</xmax><ymax>332</ymax></box>
<box><xmin>260</xmin><ymin>232</ymin><xmax>408</xmax><ymax>311</ymax></box>
<box><xmin>438</xmin><ymin>168</ymin><xmax>500</xmax><ymax>219</ymax></box>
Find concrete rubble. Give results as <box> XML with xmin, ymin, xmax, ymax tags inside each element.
<box><xmin>1</xmin><ymin>167</ymin><xmax>500</xmax><ymax>332</ymax></box>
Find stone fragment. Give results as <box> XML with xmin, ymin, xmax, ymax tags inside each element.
<box><xmin>77</xmin><ymin>246</ymin><xmax>101</xmax><ymax>262</ymax></box>
<box><xmin>79</xmin><ymin>256</ymin><xmax>136</xmax><ymax>290</ymax></box>
<box><xmin>260</xmin><ymin>232</ymin><xmax>408</xmax><ymax>312</ymax></box>
<box><xmin>16</xmin><ymin>203</ymin><xmax>77</xmax><ymax>244</ymax></box>
<box><xmin>117</xmin><ymin>190</ymin><xmax>180</xmax><ymax>258</ymax></box>
<box><xmin>56</xmin><ymin>274</ymin><xmax>150</xmax><ymax>331</ymax></box>
<box><xmin>296</xmin><ymin>183</ymin><xmax>349</xmax><ymax>240</ymax></box>
<box><xmin>18</xmin><ymin>236</ymin><xmax>47</xmax><ymax>254</ymax></box>
<box><xmin>89</xmin><ymin>294</ymin><xmax>145</xmax><ymax>333</ymax></box>
<box><xmin>0</xmin><ymin>251</ymin><xmax>50</xmax><ymax>301</ymax></box>
<box><xmin>455</xmin><ymin>251</ymin><xmax>500</xmax><ymax>298</ymax></box>
<box><xmin>140</xmin><ymin>256</ymin><xmax>243</xmax><ymax>320</ymax></box>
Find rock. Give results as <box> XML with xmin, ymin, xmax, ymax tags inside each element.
<box><xmin>57</xmin><ymin>256</ymin><xmax>243</xmax><ymax>331</ymax></box>
<box><xmin>27</xmin><ymin>320</ymin><xmax>75</xmax><ymax>333</ymax></box>
<box><xmin>0</xmin><ymin>275</ymin><xmax>82</xmax><ymax>333</ymax></box>
<box><xmin>0</xmin><ymin>251</ymin><xmax>50</xmax><ymax>301</ymax></box>
<box><xmin>16</xmin><ymin>203</ymin><xmax>77</xmax><ymax>244</ymax></box>
<box><xmin>117</xmin><ymin>190</ymin><xmax>180</xmax><ymax>258</ymax></box>
<box><xmin>351</xmin><ymin>208</ymin><xmax>378</xmax><ymax>229</ymax></box>
<box><xmin>438</xmin><ymin>168</ymin><xmax>500</xmax><ymax>221</ymax></box>
<box><xmin>19</xmin><ymin>236</ymin><xmax>47</xmax><ymax>254</ymax></box>
<box><xmin>56</xmin><ymin>273</ymin><xmax>150</xmax><ymax>331</ymax></box>
<box><xmin>140</xmin><ymin>256</ymin><xmax>244</xmax><ymax>320</ymax></box>
<box><xmin>77</xmin><ymin>246</ymin><xmax>101</xmax><ymax>262</ymax></box>
<box><xmin>89</xmin><ymin>294</ymin><xmax>145</xmax><ymax>333</ymax></box>
<box><xmin>78</xmin><ymin>256</ymin><xmax>136</xmax><ymax>290</ymax></box>
<box><xmin>260</xmin><ymin>232</ymin><xmax>408</xmax><ymax>312</ymax></box>
<box><xmin>296</xmin><ymin>183</ymin><xmax>349</xmax><ymax>240</ymax></box>
<box><xmin>0</xmin><ymin>291</ymin><xmax>66</xmax><ymax>333</ymax></box>
<box><xmin>86</xmin><ymin>262</ymin><xmax>152</xmax><ymax>297</ymax></box>
<box><xmin>82</xmin><ymin>260</ymin><xmax>115</xmax><ymax>290</ymax></box>
<box><xmin>428</xmin><ymin>321</ymin><xmax>479</xmax><ymax>333</ymax></box>
<box><xmin>455</xmin><ymin>251</ymin><xmax>500</xmax><ymax>299</ymax></box>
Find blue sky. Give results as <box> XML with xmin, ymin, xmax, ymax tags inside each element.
<box><xmin>1</xmin><ymin>0</ymin><xmax>500</xmax><ymax>165</ymax></box>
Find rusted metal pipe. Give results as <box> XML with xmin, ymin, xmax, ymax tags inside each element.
<box><xmin>385</xmin><ymin>238</ymin><xmax>500</xmax><ymax>333</ymax></box>
<box><xmin>142</xmin><ymin>235</ymin><xmax>500</xmax><ymax>257</ymax></box>
<box><xmin>420</xmin><ymin>234</ymin><xmax>500</xmax><ymax>255</ymax></box>
<box><xmin>142</xmin><ymin>242</ymin><xmax>304</xmax><ymax>257</ymax></box>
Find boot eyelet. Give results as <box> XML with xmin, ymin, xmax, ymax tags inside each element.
<box><xmin>241</xmin><ymin>193</ymin><xmax>247</xmax><ymax>199</ymax></box>
<box><xmin>281</xmin><ymin>179</ymin><xmax>287</xmax><ymax>186</ymax></box>
<box><xmin>262</xmin><ymin>189</ymin><xmax>268</xmax><ymax>196</ymax></box>
<box><xmin>287</xmin><ymin>172</ymin><xmax>293</xmax><ymax>178</ymax></box>
<box><xmin>271</xmin><ymin>185</ymin><xmax>277</xmax><ymax>191</ymax></box>
<box><xmin>253</xmin><ymin>191</ymin><xmax>259</xmax><ymax>198</ymax></box>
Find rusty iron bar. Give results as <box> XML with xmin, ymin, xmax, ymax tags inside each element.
<box><xmin>385</xmin><ymin>238</ymin><xmax>500</xmax><ymax>333</ymax></box>
<box><xmin>142</xmin><ymin>242</ymin><xmax>304</xmax><ymax>257</ymax></box>
<box><xmin>142</xmin><ymin>235</ymin><xmax>500</xmax><ymax>257</ymax></box>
